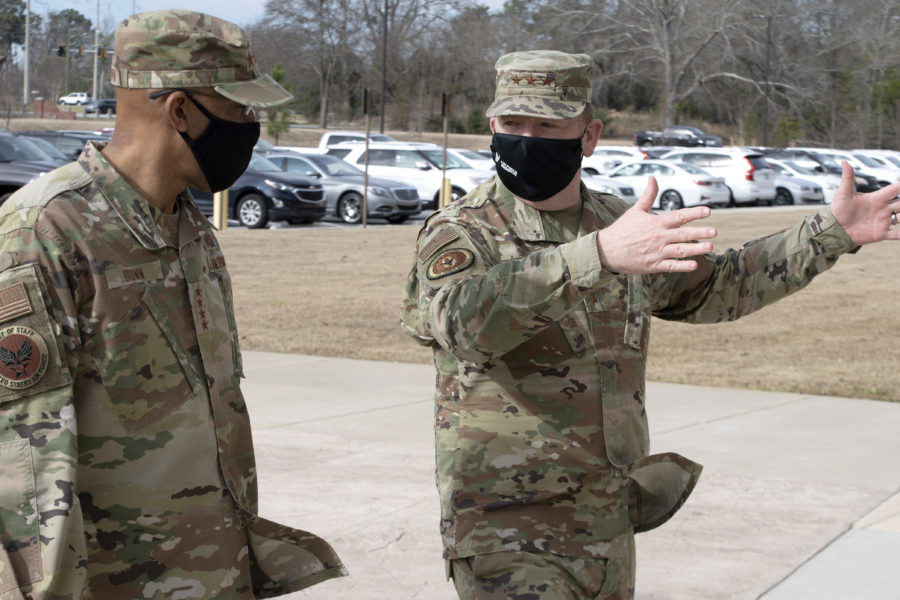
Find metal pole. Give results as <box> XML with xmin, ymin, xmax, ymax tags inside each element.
<box><xmin>762</xmin><ymin>15</ymin><xmax>772</xmax><ymax>147</ymax></box>
<box><xmin>380</xmin><ymin>0</ymin><xmax>387</xmax><ymax>133</ymax></box>
<box><xmin>23</xmin><ymin>0</ymin><xmax>30</xmax><ymax>109</ymax></box>
<box><xmin>363</xmin><ymin>88</ymin><xmax>370</xmax><ymax>228</ymax></box>
<box><xmin>92</xmin><ymin>0</ymin><xmax>100</xmax><ymax>100</ymax></box>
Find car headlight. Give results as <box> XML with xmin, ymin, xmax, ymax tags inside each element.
<box><xmin>264</xmin><ymin>179</ymin><xmax>294</xmax><ymax>192</ymax></box>
<box><xmin>367</xmin><ymin>186</ymin><xmax>390</xmax><ymax>197</ymax></box>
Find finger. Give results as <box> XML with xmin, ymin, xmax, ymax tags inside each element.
<box><xmin>659</xmin><ymin>205</ymin><xmax>712</xmax><ymax>228</ymax></box>
<box><xmin>837</xmin><ymin>161</ymin><xmax>855</xmax><ymax>197</ymax></box>
<box><xmin>663</xmin><ymin>241</ymin><xmax>714</xmax><ymax>260</ymax></box>
<box><xmin>658</xmin><ymin>259</ymin><xmax>699</xmax><ymax>273</ymax></box>
<box><xmin>667</xmin><ymin>225</ymin><xmax>718</xmax><ymax>244</ymax></box>
<box><xmin>633</xmin><ymin>177</ymin><xmax>659</xmax><ymax>213</ymax></box>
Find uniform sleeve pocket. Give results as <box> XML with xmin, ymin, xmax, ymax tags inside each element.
<box><xmin>0</xmin><ymin>439</ymin><xmax>42</xmax><ymax>593</ymax></box>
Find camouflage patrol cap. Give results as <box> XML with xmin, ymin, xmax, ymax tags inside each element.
<box><xmin>110</xmin><ymin>9</ymin><xmax>292</xmax><ymax>108</ymax></box>
<box><xmin>485</xmin><ymin>50</ymin><xmax>593</xmax><ymax>120</ymax></box>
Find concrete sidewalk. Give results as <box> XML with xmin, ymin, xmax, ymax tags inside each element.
<box><xmin>241</xmin><ymin>352</ymin><xmax>900</xmax><ymax>600</ymax></box>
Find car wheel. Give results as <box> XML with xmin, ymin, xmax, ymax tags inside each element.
<box><xmin>659</xmin><ymin>190</ymin><xmax>684</xmax><ymax>211</ymax></box>
<box><xmin>236</xmin><ymin>194</ymin><xmax>269</xmax><ymax>228</ymax></box>
<box><xmin>337</xmin><ymin>192</ymin><xmax>363</xmax><ymax>224</ymax></box>
<box><xmin>774</xmin><ymin>187</ymin><xmax>794</xmax><ymax>206</ymax></box>
<box><xmin>386</xmin><ymin>215</ymin><xmax>409</xmax><ymax>224</ymax></box>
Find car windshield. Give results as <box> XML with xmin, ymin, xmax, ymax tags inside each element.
<box><xmin>0</xmin><ymin>136</ymin><xmax>52</xmax><ymax>162</ymax></box>
<box><xmin>255</xmin><ymin>138</ymin><xmax>275</xmax><ymax>150</ymax></box>
<box><xmin>418</xmin><ymin>149</ymin><xmax>469</xmax><ymax>169</ymax></box>
<box><xmin>782</xmin><ymin>161</ymin><xmax>816</xmax><ymax>175</ymax></box>
<box><xmin>307</xmin><ymin>154</ymin><xmax>363</xmax><ymax>177</ymax></box>
<box><xmin>850</xmin><ymin>153</ymin><xmax>882</xmax><ymax>168</ymax></box>
<box><xmin>247</xmin><ymin>152</ymin><xmax>281</xmax><ymax>172</ymax></box>
<box><xmin>371</xmin><ymin>134</ymin><xmax>395</xmax><ymax>142</ymax></box>
<box><xmin>20</xmin><ymin>137</ymin><xmax>68</xmax><ymax>160</ymax></box>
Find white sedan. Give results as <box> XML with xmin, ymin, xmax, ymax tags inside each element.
<box><xmin>605</xmin><ymin>159</ymin><xmax>729</xmax><ymax>210</ymax></box>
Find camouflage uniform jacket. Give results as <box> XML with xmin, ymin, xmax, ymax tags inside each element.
<box><xmin>0</xmin><ymin>143</ymin><xmax>345</xmax><ymax>599</ymax></box>
<box><xmin>401</xmin><ymin>176</ymin><xmax>856</xmax><ymax>560</ymax></box>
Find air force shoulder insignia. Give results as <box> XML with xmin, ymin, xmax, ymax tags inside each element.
<box><xmin>426</xmin><ymin>248</ymin><xmax>475</xmax><ymax>280</ymax></box>
<box><xmin>0</xmin><ymin>325</ymin><xmax>49</xmax><ymax>390</ymax></box>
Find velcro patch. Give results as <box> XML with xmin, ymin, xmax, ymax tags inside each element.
<box><xmin>0</xmin><ymin>283</ymin><xmax>32</xmax><ymax>325</ymax></box>
<box><xmin>426</xmin><ymin>248</ymin><xmax>474</xmax><ymax>280</ymax></box>
<box><xmin>418</xmin><ymin>228</ymin><xmax>459</xmax><ymax>263</ymax></box>
<box><xmin>0</xmin><ymin>325</ymin><xmax>49</xmax><ymax>390</ymax></box>
<box><xmin>105</xmin><ymin>261</ymin><xmax>164</xmax><ymax>289</ymax></box>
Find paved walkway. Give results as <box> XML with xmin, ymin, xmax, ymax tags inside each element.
<box><xmin>241</xmin><ymin>352</ymin><xmax>900</xmax><ymax>599</ymax></box>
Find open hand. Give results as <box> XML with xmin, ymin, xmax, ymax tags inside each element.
<box><xmin>830</xmin><ymin>161</ymin><xmax>900</xmax><ymax>245</ymax></box>
<box><xmin>596</xmin><ymin>177</ymin><xmax>717</xmax><ymax>274</ymax></box>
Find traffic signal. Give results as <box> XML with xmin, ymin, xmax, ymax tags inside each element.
<box><xmin>56</xmin><ymin>44</ymin><xmax>66</xmax><ymax>57</ymax></box>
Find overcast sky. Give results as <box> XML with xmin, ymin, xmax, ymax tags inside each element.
<box><xmin>35</xmin><ymin>0</ymin><xmax>506</xmax><ymax>32</ymax></box>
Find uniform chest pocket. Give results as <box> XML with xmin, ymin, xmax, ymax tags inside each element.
<box><xmin>586</xmin><ymin>274</ymin><xmax>650</xmax><ymax>353</ymax></box>
<box><xmin>83</xmin><ymin>289</ymin><xmax>200</xmax><ymax>434</ymax></box>
<box><xmin>501</xmin><ymin>318</ymin><xmax>587</xmax><ymax>380</ymax></box>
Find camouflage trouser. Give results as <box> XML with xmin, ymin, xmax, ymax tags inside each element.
<box><xmin>447</xmin><ymin>546</ymin><xmax>635</xmax><ymax>600</ymax></box>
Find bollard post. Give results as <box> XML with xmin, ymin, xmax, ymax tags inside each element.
<box><xmin>213</xmin><ymin>190</ymin><xmax>228</xmax><ymax>230</ymax></box>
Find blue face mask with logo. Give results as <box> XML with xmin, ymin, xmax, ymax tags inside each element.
<box><xmin>490</xmin><ymin>133</ymin><xmax>585</xmax><ymax>202</ymax></box>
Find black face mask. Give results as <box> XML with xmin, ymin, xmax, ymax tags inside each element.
<box><xmin>180</xmin><ymin>94</ymin><xmax>260</xmax><ymax>192</ymax></box>
<box><xmin>490</xmin><ymin>132</ymin><xmax>585</xmax><ymax>202</ymax></box>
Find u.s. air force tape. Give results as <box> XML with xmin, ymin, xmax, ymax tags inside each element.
<box><xmin>0</xmin><ymin>325</ymin><xmax>49</xmax><ymax>390</ymax></box>
<box><xmin>426</xmin><ymin>248</ymin><xmax>474</xmax><ymax>280</ymax></box>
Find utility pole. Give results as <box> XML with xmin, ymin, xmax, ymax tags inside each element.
<box><xmin>380</xmin><ymin>0</ymin><xmax>387</xmax><ymax>133</ymax></box>
<box><xmin>92</xmin><ymin>0</ymin><xmax>100</xmax><ymax>100</ymax></box>
<box><xmin>762</xmin><ymin>15</ymin><xmax>772</xmax><ymax>146</ymax></box>
<box><xmin>23</xmin><ymin>0</ymin><xmax>30</xmax><ymax>108</ymax></box>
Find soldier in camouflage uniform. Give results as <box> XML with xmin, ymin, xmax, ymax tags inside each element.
<box><xmin>0</xmin><ymin>10</ymin><xmax>345</xmax><ymax>599</ymax></box>
<box><xmin>400</xmin><ymin>50</ymin><xmax>900</xmax><ymax>599</ymax></box>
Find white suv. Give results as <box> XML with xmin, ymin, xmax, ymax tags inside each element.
<box><xmin>58</xmin><ymin>92</ymin><xmax>91</xmax><ymax>105</ymax></box>
<box><xmin>326</xmin><ymin>142</ymin><xmax>494</xmax><ymax>209</ymax></box>
<box><xmin>661</xmin><ymin>148</ymin><xmax>776</xmax><ymax>205</ymax></box>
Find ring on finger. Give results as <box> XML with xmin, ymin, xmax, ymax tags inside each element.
<box><xmin>892</xmin><ymin>212</ymin><xmax>899</xmax><ymax>226</ymax></box>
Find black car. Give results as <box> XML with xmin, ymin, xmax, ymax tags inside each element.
<box><xmin>0</xmin><ymin>134</ymin><xmax>59</xmax><ymax>204</ymax></box>
<box><xmin>84</xmin><ymin>99</ymin><xmax>117</xmax><ymax>115</ymax></box>
<box><xmin>17</xmin><ymin>130</ymin><xmax>111</xmax><ymax>161</ymax></box>
<box><xmin>191</xmin><ymin>152</ymin><xmax>326</xmax><ymax>228</ymax></box>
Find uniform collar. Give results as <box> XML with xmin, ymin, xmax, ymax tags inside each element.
<box><xmin>77</xmin><ymin>141</ymin><xmax>213</xmax><ymax>250</ymax></box>
<box><xmin>497</xmin><ymin>179</ymin><xmax>615</xmax><ymax>243</ymax></box>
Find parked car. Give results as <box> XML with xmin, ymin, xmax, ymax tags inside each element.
<box><xmin>326</xmin><ymin>142</ymin><xmax>493</xmax><ymax>209</ymax></box>
<box><xmin>265</xmin><ymin>152</ymin><xmax>421</xmax><ymax>224</ymax></box>
<box><xmin>58</xmin><ymin>92</ymin><xmax>91</xmax><ymax>105</ymax></box>
<box><xmin>17</xmin><ymin>130</ymin><xmax>111</xmax><ymax>160</ymax></box>
<box><xmin>84</xmin><ymin>98</ymin><xmax>117</xmax><ymax>115</ymax></box>
<box><xmin>582</xmin><ymin>146</ymin><xmax>653</xmax><ymax>175</ymax></box>
<box><xmin>191</xmin><ymin>152</ymin><xmax>326</xmax><ymax>228</ymax></box>
<box><xmin>0</xmin><ymin>133</ymin><xmax>64</xmax><ymax>170</ymax></box>
<box><xmin>660</xmin><ymin>148</ymin><xmax>776</xmax><ymax>205</ymax></box>
<box><xmin>15</xmin><ymin>135</ymin><xmax>72</xmax><ymax>165</ymax></box>
<box><xmin>583</xmin><ymin>175</ymin><xmax>638</xmax><ymax>204</ymax></box>
<box><xmin>606</xmin><ymin>159</ymin><xmax>729</xmax><ymax>210</ymax></box>
<box><xmin>852</xmin><ymin>149</ymin><xmax>900</xmax><ymax>170</ymax></box>
<box><xmin>447</xmin><ymin>148</ymin><xmax>495</xmax><ymax>171</ymax></box>
<box><xmin>634</xmin><ymin>125</ymin><xmax>722</xmax><ymax>147</ymax></box>
<box><xmin>0</xmin><ymin>133</ymin><xmax>56</xmax><ymax>204</ymax></box>
<box><xmin>763</xmin><ymin>149</ymin><xmax>881</xmax><ymax>193</ymax></box>
<box><xmin>765</xmin><ymin>158</ymin><xmax>834</xmax><ymax>204</ymax></box>
<box><xmin>812</xmin><ymin>149</ymin><xmax>900</xmax><ymax>187</ymax></box>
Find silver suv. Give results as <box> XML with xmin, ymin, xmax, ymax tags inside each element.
<box><xmin>661</xmin><ymin>148</ymin><xmax>776</xmax><ymax>205</ymax></box>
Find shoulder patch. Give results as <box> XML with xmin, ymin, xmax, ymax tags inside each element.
<box><xmin>426</xmin><ymin>248</ymin><xmax>474</xmax><ymax>280</ymax></box>
<box><xmin>0</xmin><ymin>325</ymin><xmax>49</xmax><ymax>390</ymax></box>
<box><xmin>418</xmin><ymin>228</ymin><xmax>459</xmax><ymax>263</ymax></box>
<box><xmin>0</xmin><ymin>283</ymin><xmax>33</xmax><ymax>325</ymax></box>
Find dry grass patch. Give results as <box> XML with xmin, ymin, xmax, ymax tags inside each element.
<box><xmin>219</xmin><ymin>207</ymin><xmax>900</xmax><ymax>402</ymax></box>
